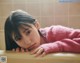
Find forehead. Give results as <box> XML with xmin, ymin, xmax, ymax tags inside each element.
<box><xmin>20</xmin><ymin>23</ymin><xmax>32</xmax><ymax>28</ymax></box>
<box><xmin>12</xmin><ymin>23</ymin><xmax>33</xmax><ymax>37</ymax></box>
<box><xmin>19</xmin><ymin>23</ymin><xmax>33</xmax><ymax>31</ymax></box>
<box><xmin>12</xmin><ymin>24</ymin><xmax>32</xmax><ymax>37</ymax></box>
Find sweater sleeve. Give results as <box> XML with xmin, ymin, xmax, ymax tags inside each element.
<box><xmin>40</xmin><ymin>38</ymin><xmax>80</xmax><ymax>54</ymax></box>
<box><xmin>40</xmin><ymin>25</ymin><xmax>80</xmax><ymax>54</ymax></box>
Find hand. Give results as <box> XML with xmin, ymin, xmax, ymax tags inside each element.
<box><xmin>12</xmin><ymin>48</ymin><xmax>28</xmax><ymax>52</ymax></box>
<box><xmin>30</xmin><ymin>47</ymin><xmax>46</xmax><ymax>57</ymax></box>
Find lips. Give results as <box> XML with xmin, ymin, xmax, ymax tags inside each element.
<box><xmin>28</xmin><ymin>43</ymin><xmax>36</xmax><ymax>51</ymax></box>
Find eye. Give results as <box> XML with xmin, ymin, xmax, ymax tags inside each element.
<box><xmin>15</xmin><ymin>35</ymin><xmax>21</xmax><ymax>41</ymax></box>
<box><xmin>26</xmin><ymin>30</ymin><xmax>31</xmax><ymax>35</ymax></box>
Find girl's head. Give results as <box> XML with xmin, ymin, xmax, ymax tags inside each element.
<box><xmin>5</xmin><ymin>10</ymin><xmax>41</xmax><ymax>51</ymax></box>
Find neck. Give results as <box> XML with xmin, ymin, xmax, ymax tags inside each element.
<box><xmin>40</xmin><ymin>36</ymin><xmax>45</xmax><ymax>45</ymax></box>
<box><xmin>38</xmin><ymin>30</ymin><xmax>46</xmax><ymax>45</ymax></box>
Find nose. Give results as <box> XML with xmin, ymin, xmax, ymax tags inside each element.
<box><xmin>22</xmin><ymin>37</ymin><xmax>31</xmax><ymax>45</ymax></box>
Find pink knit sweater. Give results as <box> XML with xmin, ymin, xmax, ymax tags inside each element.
<box><xmin>40</xmin><ymin>25</ymin><xmax>80</xmax><ymax>54</ymax></box>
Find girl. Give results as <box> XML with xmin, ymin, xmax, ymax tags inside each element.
<box><xmin>4</xmin><ymin>10</ymin><xmax>80</xmax><ymax>57</ymax></box>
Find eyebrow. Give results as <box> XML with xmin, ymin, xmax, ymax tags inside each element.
<box><xmin>22</xmin><ymin>25</ymin><xmax>32</xmax><ymax>33</ymax></box>
<box><xmin>19</xmin><ymin>22</ymin><xmax>32</xmax><ymax>32</ymax></box>
<box><xmin>23</xmin><ymin>28</ymin><xmax>29</xmax><ymax>33</ymax></box>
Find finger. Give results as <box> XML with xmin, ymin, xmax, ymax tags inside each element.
<box><xmin>30</xmin><ymin>48</ymin><xmax>40</xmax><ymax>54</ymax></box>
<box><xmin>16</xmin><ymin>48</ymin><xmax>20</xmax><ymax>52</ymax></box>
<box><xmin>25</xmin><ymin>49</ymin><xmax>28</xmax><ymax>52</ymax></box>
<box><xmin>21</xmin><ymin>48</ymin><xmax>25</xmax><ymax>52</ymax></box>
<box><xmin>12</xmin><ymin>49</ymin><xmax>15</xmax><ymax>52</ymax></box>
<box><xmin>35</xmin><ymin>48</ymin><xmax>44</xmax><ymax>57</ymax></box>
<box><xmin>39</xmin><ymin>52</ymin><xmax>46</xmax><ymax>57</ymax></box>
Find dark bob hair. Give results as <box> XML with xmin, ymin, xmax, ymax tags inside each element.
<box><xmin>4</xmin><ymin>10</ymin><xmax>36</xmax><ymax>50</ymax></box>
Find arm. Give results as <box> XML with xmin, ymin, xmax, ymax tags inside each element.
<box><xmin>30</xmin><ymin>38</ymin><xmax>80</xmax><ymax>57</ymax></box>
<box><xmin>40</xmin><ymin>38</ymin><xmax>80</xmax><ymax>54</ymax></box>
<box><xmin>40</xmin><ymin>26</ymin><xmax>80</xmax><ymax>54</ymax></box>
<box><xmin>31</xmin><ymin>26</ymin><xmax>80</xmax><ymax>57</ymax></box>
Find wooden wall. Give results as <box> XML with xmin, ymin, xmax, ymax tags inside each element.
<box><xmin>0</xmin><ymin>0</ymin><xmax>80</xmax><ymax>50</ymax></box>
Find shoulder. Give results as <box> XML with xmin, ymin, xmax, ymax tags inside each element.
<box><xmin>39</xmin><ymin>25</ymin><xmax>66</xmax><ymax>36</ymax></box>
<box><xmin>39</xmin><ymin>25</ymin><xmax>71</xmax><ymax>32</ymax></box>
<box><xmin>39</xmin><ymin>25</ymin><xmax>74</xmax><ymax>36</ymax></box>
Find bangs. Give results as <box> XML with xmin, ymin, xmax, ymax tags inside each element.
<box><xmin>12</xmin><ymin>24</ymin><xmax>22</xmax><ymax>41</ymax></box>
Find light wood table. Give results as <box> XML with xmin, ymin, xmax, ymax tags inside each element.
<box><xmin>0</xmin><ymin>50</ymin><xmax>80</xmax><ymax>63</ymax></box>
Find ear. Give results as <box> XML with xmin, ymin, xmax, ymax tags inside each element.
<box><xmin>34</xmin><ymin>21</ymin><xmax>40</xmax><ymax>29</ymax></box>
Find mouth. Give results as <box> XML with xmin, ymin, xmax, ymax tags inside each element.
<box><xmin>28</xmin><ymin>43</ymin><xmax>36</xmax><ymax>51</ymax></box>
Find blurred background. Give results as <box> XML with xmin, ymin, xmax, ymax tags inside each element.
<box><xmin>0</xmin><ymin>0</ymin><xmax>80</xmax><ymax>50</ymax></box>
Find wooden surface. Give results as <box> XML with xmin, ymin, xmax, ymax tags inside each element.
<box><xmin>0</xmin><ymin>50</ymin><xmax>80</xmax><ymax>63</ymax></box>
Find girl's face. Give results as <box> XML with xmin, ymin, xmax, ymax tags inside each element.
<box><xmin>12</xmin><ymin>22</ymin><xmax>41</xmax><ymax>51</ymax></box>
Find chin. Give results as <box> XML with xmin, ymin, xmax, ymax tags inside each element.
<box><xmin>36</xmin><ymin>43</ymin><xmax>40</xmax><ymax>48</ymax></box>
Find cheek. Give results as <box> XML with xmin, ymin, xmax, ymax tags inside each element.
<box><xmin>16</xmin><ymin>40</ymin><xmax>21</xmax><ymax>45</ymax></box>
<box><xmin>30</xmin><ymin>32</ymin><xmax>40</xmax><ymax>42</ymax></box>
<box><xmin>15</xmin><ymin>41</ymin><xmax>26</xmax><ymax>48</ymax></box>
<box><xmin>16</xmin><ymin>42</ymin><xmax>23</xmax><ymax>47</ymax></box>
